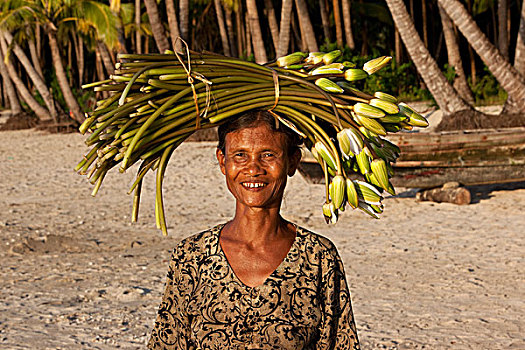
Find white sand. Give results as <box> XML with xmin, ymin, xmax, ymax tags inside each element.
<box><xmin>1</xmin><ymin>129</ymin><xmax>523</xmax><ymax>349</ymax></box>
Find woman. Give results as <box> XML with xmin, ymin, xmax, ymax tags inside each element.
<box><xmin>148</xmin><ymin>111</ymin><xmax>360</xmax><ymax>349</ymax></box>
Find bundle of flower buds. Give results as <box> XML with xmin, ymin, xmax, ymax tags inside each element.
<box><xmin>77</xmin><ymin>47</ymin><xmax>428</xmax><ymax>234</ymax></box>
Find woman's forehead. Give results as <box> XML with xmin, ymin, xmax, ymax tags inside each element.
<box><xmin>225</xmin><ymin>124</ymin><xmax>287</xmax><ymax>150</ymax></box>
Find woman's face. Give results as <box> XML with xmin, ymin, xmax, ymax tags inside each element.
<box><xmin>216</xmin><ymin>123</ymin><xmax>300</xmax><ymax>210</ymax></box>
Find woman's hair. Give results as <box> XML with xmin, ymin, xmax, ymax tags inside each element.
<box><xmin>217</xmin><ymin>111</ymin><xmax>303</xmax><ymax>156</ymax></box>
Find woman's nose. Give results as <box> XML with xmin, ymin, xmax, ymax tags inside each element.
<box><xmin>245</xmin><ymin>156</ymin><xmax>264</xmax><ymax>175</ymax></box>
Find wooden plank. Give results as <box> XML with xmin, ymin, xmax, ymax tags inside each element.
<box><xmin>299</xmin><ymin>127</ymin><xmax>525</xmax><ymax>188</ymax></box>
<box><xmin>390</xmin><ymin>165</ymin><xmax>525</xmax><ymax>188</ymax></box>
<box><xmin>386</xmin><ymin>127</ymin><xmax>525</xmax><ymax>146</ymax></box>
<box><xmin>297</xmin><ymin>162</ymin><xmax>525</xmax><ymax>188</ymax></box>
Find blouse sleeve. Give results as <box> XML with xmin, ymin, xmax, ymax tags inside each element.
<box><xmin>148</xmin><ymin>245</ymin><xmax>192</xmax><ymax>350</ymax></box>
<box><xmin>316</xmin><ymin>245</ymin><xmax>360</xmax><ymax>350</ymax></box>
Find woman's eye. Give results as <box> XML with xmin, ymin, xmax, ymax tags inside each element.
<box><xmin>262</xmin><ymin>152</ymin><xmax>275</xmax><ymax>158</ymax></box>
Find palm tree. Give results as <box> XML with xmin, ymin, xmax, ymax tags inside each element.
<box><xmin>143</xmin><ymin>0</ymin><xmax>170</xmax><ymax>53</ymax></box>
<box><xmin>277</xmin><ymin>0</ymin><xmax>293</xmax><ymax>57</ymax></box>
<box><xmin>438</xmin><ymin>0</ymin><xmax>525</xmax><ymax>113</ymax></box>
<box><xmin>179</xmin><ymin>0</ymin><xmax>189</xmax><ymax>42</ymax></box>
<box><xmin>513</xmin><ymin>0</ymin><xmax>525</xmax><ymax>77</ymax></box>
<box><xmin>264</xmin><ymin>0</ymin><xmax>280</xmax><ymax>55</ymax></box>
<box><xmin>438</xmin><ymin>4</ymin><xmax>474</xmax><ymax>104</ymax></box>
<box><xmin>246</xmin><ymin>0</ymin><xmax>267</xmax><ymax>63</ymax></box>
<box><xmin>0</xmin><ymin>47</ymin><xmax>22</xmax><ymax>115</ymax></box>
<box><xmin>341</xmin><ymin>0</ymin><xmax>355</xmax><ymax>49</ymax></box>
<box><xmin>135</xmin><ymin>0</ymin><xmax>141</xmax><ymax>53</ymax></box>
<box><xmin>214</xmin><ymin>0</ymin><xmax>231</xmax><ymax>56</ymax></box>
<box><xmin>0</xmin><ymin>36</ymin><xmax>52</xmax><ymax>121</ymax></box>
<box><xmin>497</xmin><ymin>0</ymin><xmax>508</xmax><ymax>59</ymax></box>
<box><xmin>165</xmin><ymin>0</ymin><xmax>182</xmax><ymax>52</ymax></box>
<box><xmin>385</xmin><ymin>0</ymin><xmax>473</xmax><ymax>116</ymax></box>
<box><xmin>333</xmin><ymin>0</ymin><xmax>343</xmax><ymax>47</ymax></box>
<box><xmin>1</xmin><ymin>0</ymin><xmax>118</xmax><ymax>123</ymax></box>
<box><xmin>2</xmin><ymin>30</ymin><xmax>58</xmax><ymax>120</ymax></box>
<box><xmin>295</xmin><ymin>0</ymin><xmax>318</xmax><ymax>52</ymax></box>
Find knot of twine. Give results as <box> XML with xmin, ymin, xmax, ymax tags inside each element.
<box><xmin>174</xmin><ymin>38</ymin><xmax>212</xmax><ymax>130</ymax></box>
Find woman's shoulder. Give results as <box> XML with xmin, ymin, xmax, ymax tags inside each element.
<box><xmin>172</xmin><ymin>223</ymin><xmax>225</xmax><ymax>258</ymax></box>
<box><xmin>294</xmin><ymin>224</ymin><xmax>340</xmax><ymax>257</ymax></box>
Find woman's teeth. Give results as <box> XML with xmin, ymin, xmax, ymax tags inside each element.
<box><xmin>242</xmin><ymin>182</ymin><xmax>265</xmax><ymax>189</ymax></box>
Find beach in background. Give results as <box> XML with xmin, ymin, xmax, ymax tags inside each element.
<box><xmin>1</xmin><ymin>128</ymin><xmax>523</xmax><ymax>349</ymax></box>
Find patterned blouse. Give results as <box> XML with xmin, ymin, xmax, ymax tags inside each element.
<box><xmin>148</xmin><ymin>223</ymin><xmax>360</xmax><ymax>350</ymax></box>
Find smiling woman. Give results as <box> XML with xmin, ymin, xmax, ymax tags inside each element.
<box><xmin>148</xmin><ymin>111</ymin><xmax>361</xmax><ymax>350</ymax></box>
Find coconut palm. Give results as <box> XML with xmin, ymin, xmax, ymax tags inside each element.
<box><xmin>245</xmin><ymin>0</ymin><xmax>267</xmax><ymax>63</ymax></box>
<box><xmin>438</xmin><ymin>4</ymin><xmax>474</xmax><ymax>104</ymax></box>
<box><xmin>0</xmin><ymin>47</ymin><xmax>22</xmax><ymax>116</ymax></box>
<box><xmin>2</xmin><ymin>30</ymin><xmax>58</xmax><ymax>120</ymax></box>
<box><xmin>438</xmin><ymin>0</ymin><xmax>525</xmax><ymax>113</ymax></box>
<box><xmin>0</xmin><ymin>0</ymin><xmax>118</xmax><ymax>123</ymax></box>
<box><xmin>385</xmin><ymin>0</ymin><xmax>474</xmax><ymax>116</ymax></box>
<box><xmin>277</xmin><ymin>0</ymin><xmax>293</xmax><ymax>57</ymax></box>
<box><xmin>497</xmin><ymin>0</ymin><xmax>509</xmax><ymax>59</ymax></box>
<box><xmin>341</xmin><ymin>0</ymin><xmax>355</xmax><ymax>49</ymax></box>
<box><xmin>295</xmin><ymin>0</ymin><xmax>318</xmax><ymax>52</ymax></box>
<box><xmin>214</xmin><ymin>0</ymin><xmax>231</xmax><ymax>56</ymax></box>
<box><xmin>165</xmin><ymin>0</ymin><xmax>182</xmax><ymax>52</ymax></box>
<box><xmin>0</xmin><ymin>36</ymin><xmax>52</xmax><ymax>121</ymax></box>
<box><xmin>179</xmin><ymin>0</ymin><xmax>189</xmax><ymax>41</ymax></box>
<box><xmin>143</xmin><ymin>0</ymin><xmax>170</xmax><ymax>53</ymax></box>
<box><xmin>514</xmin><ymin>0</ymin><xmax>525</xmax><ymax>76</ymax></box>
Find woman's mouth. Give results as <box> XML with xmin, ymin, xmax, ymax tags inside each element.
<box><xmin>241</xmin><ymin>182</ymin><xmax>267</xmax><ymax>189</ymax></box>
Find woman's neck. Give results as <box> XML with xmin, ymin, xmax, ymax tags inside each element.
<box><xmin>224</xmin><ymin>205</ymin><xmax>291</xmax><ymax>244</ymax></box>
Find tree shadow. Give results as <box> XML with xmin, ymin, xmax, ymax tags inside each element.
<box><xmin>393</xmin><ymin>181</ymin><xmax>525</xmax><ymax>204</ymax></box>
<box><xmin>466</xmin><ymin>181</ymin><xmax>525</xmax><ymax>204</ymax></box>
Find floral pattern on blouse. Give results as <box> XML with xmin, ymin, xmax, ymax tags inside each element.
<box><xmin>148</xmin><ymin>223</ymin><xmax>360</xmax><ymax>350</ymax></box>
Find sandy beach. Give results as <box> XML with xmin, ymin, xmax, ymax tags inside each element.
<box><xmin>1</xmin><ymin>128</ymin><xmax>523</xmax><ymax>349</ymax></box>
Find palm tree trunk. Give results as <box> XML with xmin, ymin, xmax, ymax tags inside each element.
<box><xmin>246</xmin><ymin>0</ymin><xmax>267</xmax><ymax>63</ymax></box>
<box><xmin>46</xmin><ymin>29</ymin><xmax>83</xmax><ymax>123</ymax></box>
<box><xmin>95</xmin><ymin>48</ymin><xmax>110</xmax><ymax>99</ymax></box>
<box><xmin>97</xmin><ymin>42</ymin><xmax>114</xmax><ymax>76</ymax></box>
<box><xmin>2</xmin><ymin>31</ymin><xmax>57</xmax><ymax>120</ymax></box>
<box><xmin>294</xmin><ymin>0</ymin><xmax>318</xmax><ymax>52</ymax></box>
<box><xmin>513</xmin><ymin>0</ymin><xmax>525</xmax><ymax>76</ymax></box>
<box><xmin>236</xmin><ymin>4</ymin><xmax>245</xmax><ymax>57</ymax></box>
<box><xmin>333</xmin><ymin>0</ymin><xmax>343</xmax><ymax>47</ymax></box>
<box><xmin>385</xmin><ymin>0</ymin><xmax>472</xmax><ymax>115</ymax></box>
<box><xmin>497</xmin><ymin>0</ymin><xmax>509</xmax><ymax>59</ymax></box>
<box><xmin>214</xmin><ymin>0</ymin><xmax>231</xmax><ymax>56</ymax></box>
<box><xmin>0</xmin><ymin>48</ymin><xmax>22</xmax><ymax>115</ymax></box>
<box><xmin>292</xmin><ymin>8</ymin><xmax>307</xmax><ymax>52</ymax></box>
<box><xmin>395</xmin><ymin>27</ymin><xmax>402</xmax><ymax>63</ymax></box>
<box><xmin>341</xmin><ymin>0</ymin><xmax>355</xmax><ymax>49</ymax></box>
<box><xmin>35</xmin><ymin>25</ymin><xmax>42</xmax><ymax>60</ymax></box>
<box><xmin>438</xmin><ymin>0</ymin><xmax>525</xmax><ymax>113</ymax></box>
<box><xmin>225</xmin><ymin>6</ymin><xmax>238</xmax><ymax>57</ymax></box>
<box><xmin>0</xmin><ymin>36</ymin><xmax>51</xmax><ymax>121</ymax></box>
<box><xmin>144</xmin><ymin>0</ymin><xmax>170</xmax><ymax>53</ymax></box>
<box><xmin>438</xmin><ymin>5</ymin><xmax>475</xmax><ymax>104</ymax></box>
<box><xmin>179</xmin><ymin>0</ymin><xmax>190</xmax><ymax>41</ymax></box>
<box><xmin>422</xmin><ymin>0</ymin><xmax>428</xmax><ymax>47</ymax></box>
<box><xmin>245</xmin><ymin>10</ymin><xmax>253</xmax><ymax>58</ymax></box>
<box><xmin>135</xmin><ymin>0</ymin><xmax>142</xmax><ymax>53</ymax></box>
<box><xmin>264</xmin><ymin>0</ymin><xmax>280</xmax><ymax>55</ymax></box>
<box><xmin>277</xmin><ymin>0</ymin><xmax>293</xmax><ymax>57</ymax></box>
<box><xmin>165</xmin><ymin>0</ymin><xmax>182</xmax><ymax>52</ymax></box>
<box><xmin>28</xmin><ymin>40</ymin><xmax>44</xmax><ymax>80</ymax></box>
<box><xmin>76</xmin><ymin>35</ymin><xmax>85</xmax><ymax>86</ymax></box>
<box><xmin>319</xmin><ymin>0</ymin><xmax>331</xmax><ymax>41</ymax></box>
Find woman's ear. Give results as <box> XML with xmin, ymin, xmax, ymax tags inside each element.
<box><xmin>216</xmin><ymin>148</ymin><xmax>227</xmax><ymax>175</ymax></box>
<box><xmin>287</xmin><ymin>148</ymin><xmax>302</xmax><ymax>177</ymax></box>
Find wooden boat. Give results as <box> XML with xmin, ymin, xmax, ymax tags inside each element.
<box><xmin>298</xmin><ymin>127</ymin><xmax>525</xmax><ymax>188</ymax></box>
